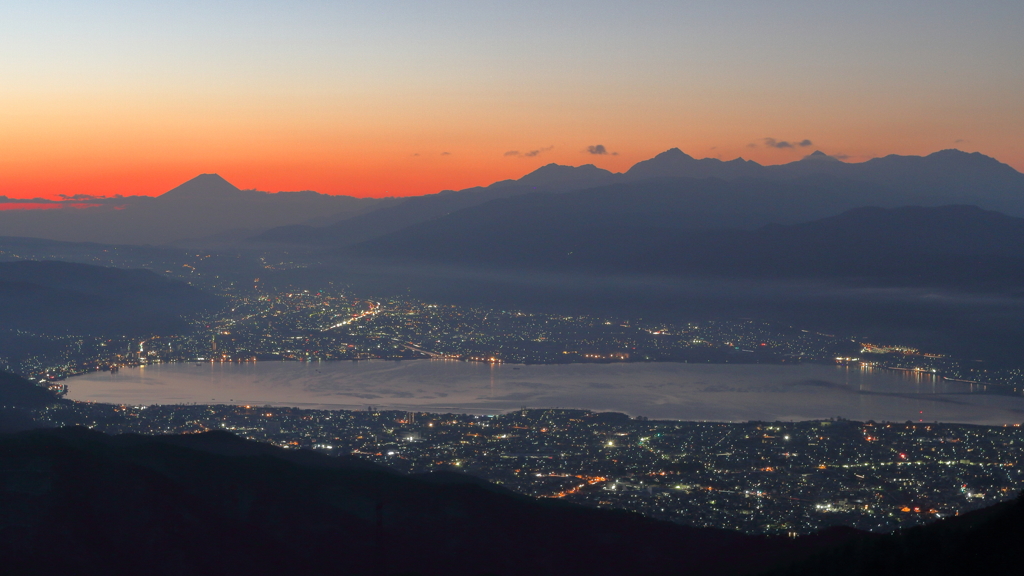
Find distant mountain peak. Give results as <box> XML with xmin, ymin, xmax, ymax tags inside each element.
<box><xmin>625</xmin><ymin>148</ymin><xmax>767</xmax><ymax>180</ymax></box>
<box><xmin>529</xmin><ymin>162</ymin><xmax>603</xmax><ymax>173</ymax></box>
<box><xmin>624</xmin><ymin>149</ymin><xmax>698</xmax><ymax>177</ymax></box>
<box><xmin>657</xmin><ymin>148</ymin><xmax>695</xmax><ymax>160</ymax></box>
<box><xmin>800</xmin><ymin>151</ymin><xmax>842</xmax><ymax>162</ymax></box>
<box><xmin>927</xmin><ymin>149</ymin><xmax>1003</xmax><ymax>165</ymax></box>
<box><xmin>931</xmin><ymin>148</ymin><xmax>969</xmax><ymax>157</ymax></box>
<box><xmin>517</xmin><ymin>162</ymin><xmax>616</xmax><ymax>187</ymax></box>
<box><xmin>160</xmin><ymin>174</ymin><xmax>243</xmax><ymax>200</ymax></box>
<box><xmin>859</xmin><ymin>149</ymin><xmax>1024</xmax><ymax>177</ymax></box>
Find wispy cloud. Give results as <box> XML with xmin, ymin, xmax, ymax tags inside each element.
<box><xmin>505</xmin><ymin>146</ymin><xmax>554</xmax><ymax>158</ymax></box>
<box><xmin>525</xmin><ymin>146</ymin><xmax>553</xmax><ymax>157</ymax></box>
<box><xmin>440</xmin><ymin>151</ymin><xmax>451</xmax><ymax>156</ymax></box>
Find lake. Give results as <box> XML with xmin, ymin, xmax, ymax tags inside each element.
<box><xmin>67</xmin><ymin>360</ymin><xmax>1024</xmax><ymax>425</ymax></box>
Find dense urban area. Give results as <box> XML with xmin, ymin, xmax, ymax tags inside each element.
<box><xmin>3</xmin><ymin>284</ymin><xmax>1021</xmax><ymax>395</ymax></box>
<box><xmin>4</xmin><ymin>246</ymin><xmax>1024</xmax><ymax>538</ymax></box>
<box><xmin>1</xmin><ymin>243</ymin><xmax>1020</xmax><ymax>393</ymax></box>
<box><xmin>30</xmin><ymin>401</ymin><xmax>1024</xmax><ymax>535</ymax></box>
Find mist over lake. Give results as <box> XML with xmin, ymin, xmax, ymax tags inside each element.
<box><xmin>68</xmin><ymin>360</ymin><xmax>1024</xmax><ymax>425</ymax></box>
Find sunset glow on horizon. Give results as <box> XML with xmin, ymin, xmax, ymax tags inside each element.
<box><xmin>2</xmin><ymin>1</ymin><xmax>1021</xmax><ymax>200</ymax></box>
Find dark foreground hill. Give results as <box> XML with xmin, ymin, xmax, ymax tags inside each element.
<box><xmin>768</xmin><ymin>493</ymin><xmax>1024</xmax><ymax>576</ymax></box>
<box><xmin>1</xmin><ymin>425</ymin><xmax>1022</xmax><ymax>576</ymax></box>
<box><xmin>0</xmin><ymin>371</ymin><xmax>66</xmax><ymax>433</ymax></box>
<box><xmin>0</xmin><ymin>260</ymin><xmax>221</xmax><ymax>335</ymax></box>
<box><xmin>0</xmin><ymin>425</ymin><xmax>849</xmax><ymax>576</ymax></box>
<box><xmin>0</xmin><ymin>371</ymin><xmax>64</xmax><ymax>410</ymax></box>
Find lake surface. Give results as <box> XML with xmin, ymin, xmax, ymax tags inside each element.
<box><xmin>67</xmin><ymin>360</ymin><xmax>1024</xmax><ymax>425</ymax></box>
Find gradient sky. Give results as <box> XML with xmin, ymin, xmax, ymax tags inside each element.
<box><xmin>1</xmin><ymin>1</ymin><xmax>1021</xmax><ymax>199</ymax></box>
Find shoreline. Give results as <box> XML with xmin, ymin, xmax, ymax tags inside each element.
<box><xmin>61</xmin><ymin>397</ymin><xmax>1024</xmax><ymax>428</ymax></box>
<box><xmin>63</xmin><ymin>354</ymin><xmax>1012</xmax><ymax>393</ymax></box>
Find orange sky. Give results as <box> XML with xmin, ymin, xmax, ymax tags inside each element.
<box><xmin>1</xmin><ymin>1</ymin><xmax>1020</xmax><ymax>200</ymax></box>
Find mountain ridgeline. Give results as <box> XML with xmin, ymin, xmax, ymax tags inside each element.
<box><xmin>255</xmin><ymin>148</ymin><xmax>1024</xmax><ymax>247</ymax></box>
<box><xmin>0</xmin><ymin>174</ymin><xmax>395</xmax><ymax>245</ymax></box>
<box><xmin>0</xmin><ymin>148</ymin><xmax>1020</xmax><ymax>252</ymax></box>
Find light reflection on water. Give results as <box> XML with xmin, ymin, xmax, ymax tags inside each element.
<box><xmin>67</xmin><ymin>360</ymin><xmax>1024</xmax><ymax>425</ymax></box>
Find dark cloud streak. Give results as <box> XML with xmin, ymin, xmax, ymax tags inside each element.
<box><xmin>505</xmin><ymin>146</ymin><xmax>554</xmax><ymax>158</ymax></box>
<box><xmin>58</xmin><ymin>193</ymin><xmax>103</xmax><ymax>200</ymax></box>
<box><xmin>763</xmin><ymin>138</ymin><xmax>813</xmax><ymax>149</ymax></box>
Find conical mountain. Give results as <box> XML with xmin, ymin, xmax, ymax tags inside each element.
<box><xmin>159</xmin><ymin>173</ymin><xmax>244</xmax><ymax>201</ymax></box>
<box><xmin>799</xmin><ymin>150</ymin><xmax>842</xmax><ymax>162</ymax></box>
<box><xmin>625</xmin><ymin>148</ymin><xmax>698</xmax><ymax>179</ymax></box>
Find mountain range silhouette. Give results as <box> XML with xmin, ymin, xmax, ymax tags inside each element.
<box><xmin>0</xmin><ymin>149</ymin><xmax>1020</xmax><ymax>246</ymax></box>
<box><xmin>255</xmin><ymin>148</ymin><xmax>1024</xmax><ymax>246</ymax></box>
